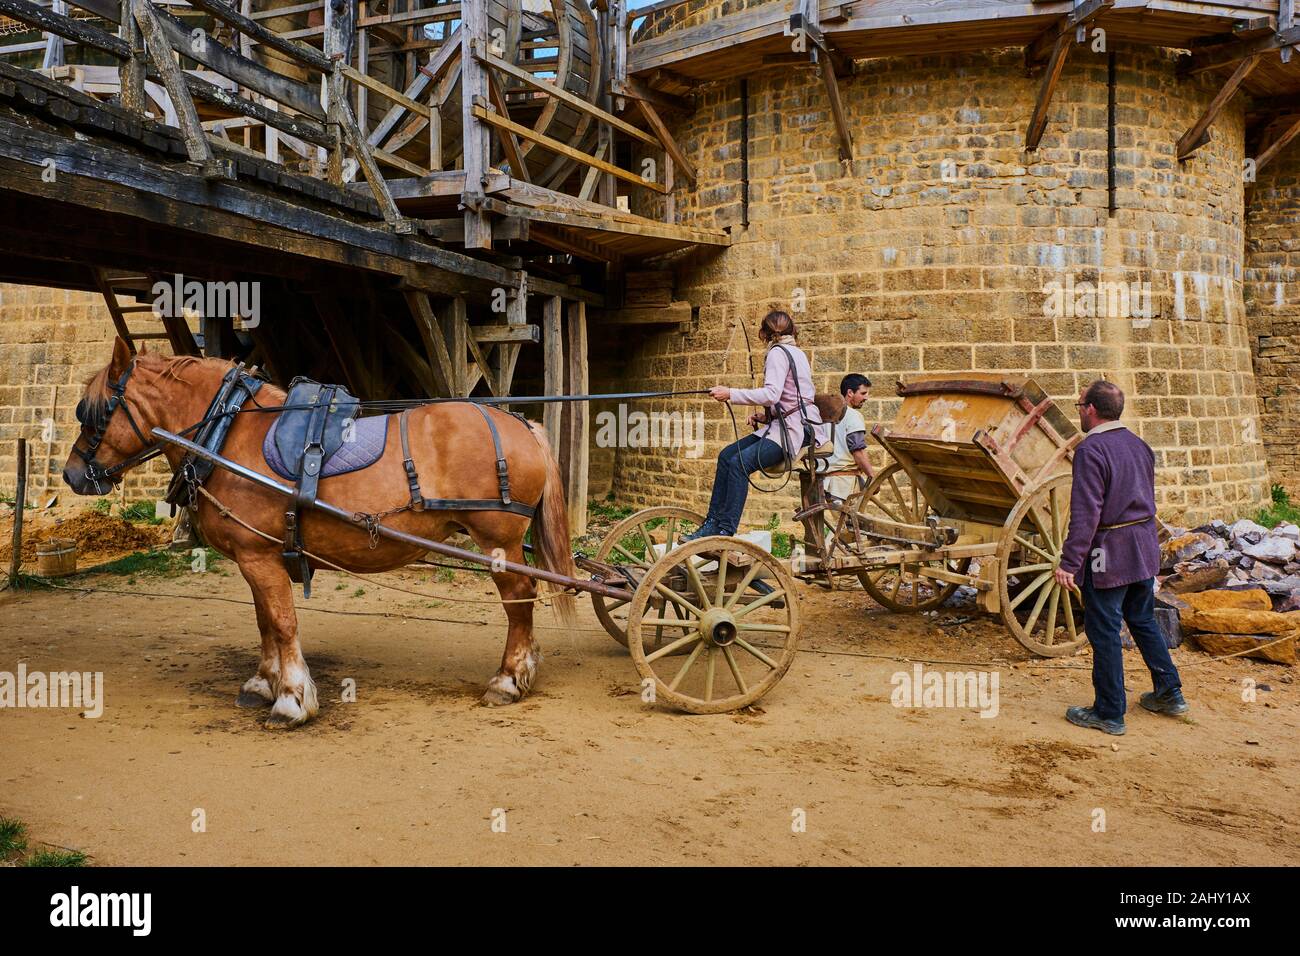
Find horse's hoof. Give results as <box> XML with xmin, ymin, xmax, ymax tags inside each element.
<box><xmin>481</xmin><ymin>674</ymin><xmax>520</xmax><ymax>706</ymax></box>
<box><xmin>237</xmin><ymin>691</ymin><xmax>271</xmax><ymax>709</ymax></box>
<box><xmin>264</xmin><ymin>694</ymin><xmax>309</xmax><ymax>729</ymax></box>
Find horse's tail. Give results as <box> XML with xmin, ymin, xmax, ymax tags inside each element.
<box><xmin>527</xmin><ymin>422</ymin><xmax>577</xmax><ymax>626</ymax></box>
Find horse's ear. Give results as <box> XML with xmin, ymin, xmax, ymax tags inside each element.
<box><xmin>108</xmin><ymin>336</ymin><xmax>133</xmax><ymax>376</ymax></box>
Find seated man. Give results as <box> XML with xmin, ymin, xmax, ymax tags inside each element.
<box><xmin>823</xmin><ymin>373</ymin><xmax>874</xmax><ymax>503</ymax></box>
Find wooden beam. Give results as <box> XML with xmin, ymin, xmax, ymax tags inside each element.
<box><xmin>565</xmin><ymin>299</ymin><xmax>588</xmax><ymax>536</ymax></box>
<box><xmin>473</xmin><ymin>40</ymin><xmax>658</xmax><ymax>147</ymax></box>
<box><xmin>470</xmin><ymin>324</ymin><xmax>539</xmax><ymax>344</ymax></box>
<box><xmin>0</xmin><ymin>0</ymin><xmax>127</xmax><ymax>58</ymax></box>
<box><xmin>593</xmin><ymin>301</ymin><xmax>692</xmax><ymax>326</ymax></box>
<box><xmin>633</xmin><ymin>96</ymin><xmax>697</xmax><ymax>183</ymax></box>
<box><xmin>461</xmin><ymin>0</ymin><xmax>493</xmax><ymax>250</ymax></box>
<box><xmin>440</xmin><ymin>296</ymin><xmax>468</xmax><ymax>395</ymax></box>
<box><xmin>1283</xmin><ymin>0</ymin><xmax>1296</xmax><ymax>64</ymax></box>
<box><xmin>1176</xmin><ymin>53</ymin><xmax>1264</xmax><ymax>159</ymax></box>
<box><xmin>473</xmin><ymin>104</ymin><xmax>670</xmax><ymax>194</ymax></box>
<box><xmin>542</xmin><ymin>295</ymin><xmax>562</xmax><ymax>451</ymax></box>
<box><xmin>341</xmin><ymin>62</ymin><xmax>431</xmax><ymax>119</ymax></box>
<box><xmin>132</xmin><ymin>0</ymin><xmax>230</xmax><ymax>178</ymax></box>
<box><xmin>487</xmin><ymin>71</ymin><xmax>531</xmax><ymax>184</ymax></box>
<box><xmin>819</xmin><ymin>53</ymin><xmax>854</xmax><ymax>161</ymax></box>
<box><xmin>404</xmin><ymin>290</ymin><xmax>457</xmax><ymax>396</ymax></box>
<box><xmin>1025</xmin><ymin>32</ymin><xmax>1070</xmax><ymax>151</ymax></box>
<box><xmin>1182</xmin><ymin>24</ymin><xmax>1300</xmax><ymax>75</ymax></box>
<box><xmin>367</xmin><ymin>31</ymin><xmax>458</xmax><ymax>149</ymax></box>
<box><xmin>1255</xmin><ymin>113</ymin><xmax>1300</xmax><ymax>172</ymax></box>
<box><xmin>1025</xmin><ymin>0</ymin><xmax>1114</xmax><ymax>68</ymax></box>
<box><xmin>183</xmin><ymin>0</ymin><xmax>331</xmax><ymax>72</ymax></box>
<box><xmin>612</xmin><ymin>74</ymin><xmax>691</xmax><ymax>114</ymax></box>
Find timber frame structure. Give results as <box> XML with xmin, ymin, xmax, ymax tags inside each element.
<box><xmin>0</xmin><ymin>0</ymin><xmax>1297</xmax><ymax>531</ymax></box>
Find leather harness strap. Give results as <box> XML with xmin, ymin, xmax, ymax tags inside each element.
<box><xmin>399</xmin><ymin>405</ymin><xmax>536</xmax><ymax>519</ymax></box>
<box><xmin>281</xmin><ymin>385</ymin><xmax>339</xmax><ymax>597</ymax></box>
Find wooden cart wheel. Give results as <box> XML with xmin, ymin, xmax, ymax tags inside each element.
<box><xmin>996</xmin><ymin>473</ymin><xmax>1088</xmax><ymax>657</ymax></box>
<box><xmin>626</xmin><ymin>536</ymin><xmax>800</xmax><ymax>714</ymax></box>
<box><xmin>592</xmin><ymin>506</ymin><xmax>704</xmax><ymax>650</ymax></box>
<box><xmin>850</xmin><ymin>463</ymin><xmax>971</xmax><ymax>611</ymax></box>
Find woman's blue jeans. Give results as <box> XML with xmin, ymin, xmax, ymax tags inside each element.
<box><xmin>704</xmin><ymin>434</ymin><xmax>787</xmax><ymax>535</ymax></box>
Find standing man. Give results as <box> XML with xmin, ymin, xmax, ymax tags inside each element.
<box><xmin>1054</xmin><ymin>380</ymin><xmax>1187</xmax><ymax>736</ymax></box>
<box><xmin>824</xmin><ymin>373</ymin><xmax>874</xmax><ymax>502</ymax></box>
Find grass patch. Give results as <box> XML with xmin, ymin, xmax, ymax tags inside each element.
<box><xmin>75</xmin><ymin>546</ymin><xmax>223</xmax><ymax>579</ymax></box>
<box><xmin>88</xmin><ymin>499</ymin><xmax>111</xmax><ymax>516</ymax></box>
<box><xmin>1255</xmin><ymin>485</ymin><xmax>1300</xmax><ymax>529</ymax></box>
<box><xmin>119</xmin><ymin>500</ymin><xmax>165</xmax><ymax>525</ymax></box>
<box><xmin>0</xmin><ymin>817</ymin><xmax>28</xmax><ymax>859</ymax></box>
<box><xmin>22</xmin><ymin>848</ymin><xmax>88</xmax><ymax>867</ymax></box>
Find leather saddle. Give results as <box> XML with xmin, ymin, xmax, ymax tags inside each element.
<box><xmin>267</xmin><ymin>377</ymin><xmax>383</xmax><ymax>597</ymax></box>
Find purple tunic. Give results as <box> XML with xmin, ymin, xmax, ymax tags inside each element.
<box><xmin>1059</xmin><ymin>423</ymin><xmax>1161</xmax><ymax>589</ymax></box>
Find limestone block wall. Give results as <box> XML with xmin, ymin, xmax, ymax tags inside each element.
<box><xmin>608</xmin><ymin>43</ymin><xmax>1274</xmax><ymax>527</ymax></box>
<box><xmin>0</xmin><ymin>285</ymin><xmax>172</xmax><ymax>504</ymax></box>
<box><xmin>1245</xmin><ymin>145</ymin><xmax>1300</xmax><ymax>501</ymax></box>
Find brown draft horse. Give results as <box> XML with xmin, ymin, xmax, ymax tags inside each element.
<box><xmin>63</xmin><ymin>338</ymin><xmax>576</xmax><ymax>728</ymax></box>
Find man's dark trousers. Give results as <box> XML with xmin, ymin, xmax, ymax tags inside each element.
<box><xmin>1081</xmin><ymin>565</ymin><xmax>1182</xmax><ymax>720</ymax></box>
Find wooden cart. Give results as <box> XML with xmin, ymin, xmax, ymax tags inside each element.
<box><xmin>793</xmin><ymin>373</ymin><xmax>1088</xmax><ymax>656</ymax></box>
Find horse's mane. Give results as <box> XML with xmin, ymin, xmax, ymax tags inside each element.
<box><xmin>80</xmin><ymin>351</ymin><xmax>264</xmax><ymax>425</ymax></box>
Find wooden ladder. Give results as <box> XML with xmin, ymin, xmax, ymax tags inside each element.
<box><xmin>92</xmin><ymin>269</ymin><xmax>199</xmax><ymax>356</ymax></box>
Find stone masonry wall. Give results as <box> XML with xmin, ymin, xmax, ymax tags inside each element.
<box><xmin>609</xmin><ymin>43</ymin><xmax>1274</xmax><ymax>527</ymax></box>
<box><xmin>0</xmin><ymin>285</ymin><xmax>172</xmax><ymax>505</ymax></box>
<box><xmin>1245</xmin><ymin>144</ymin><xmax>1300</xmax><ymax>501</ymax></box>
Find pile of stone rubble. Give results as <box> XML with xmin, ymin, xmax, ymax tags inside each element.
<box><xmin>1152</xmin><ymin>519</ymin><xmax>1300</xmax><ymax>665</ymax></box>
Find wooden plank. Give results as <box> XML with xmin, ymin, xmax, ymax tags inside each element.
<box><xmin>1176</xmin><ymin>52</ymin><xmax>1263</xmax><ymax>158</ymax></box>
<box><xmin>372</xmin><ymin>145</ymin><xmax>429</xmax><ymax>177</ymax></box>
<box><xmin>594</xmin><ymin>301</ymin><xmax>692</xmax><ymax>325</ymax></box>
<box><xmin>1255</xmin><ymin>112</ymin><xmax>1300</xmax><ymax>170</ymax></box>
<box><xmin>487</xmin><ymin>70</ymin><xmax>531</xmax><ymax>184</ymax></box>
<box><xmin>543</xmin><ymin>295</ymin><xmax>562</xmax><ymax>451</ymax></box>
<box><xmin>183</xmin><ymin>0</ymin><xmax>331</xmax><ymax>72</ymax></box>
<box><xmin>565</xmin><ymin>299</ymin><xmax>589</xmax><ymax>536</ymax></box>
<box><xmin>341</xmin><ymin>62</ymin><xmax>431</xmax><ymax>118</ymax></box>
<box><xmin>118</xmin><ymin>0</ymin><xmax>145</xmax><ymax>113</ymax></box>
<box><xmin>819</xmin><ymin>50</ymin><xmax>854</xmax><ymax>160</ymax></box>
<box><xmin>185</xmin><ymin>71</ymin><xmax>332</xmax><ymax>147</ymax></box>
<box><xmin>461</xmin><ymin>0</ymin><xmax>492</xmax><ymax>250</ymax></box>
<box><xmin>474</xmin><ymin>40</ymin><xmax>659</xmax><ymax>147</ymax></box>
<box><xmin>1182</xmin><ymin>24</ymin><xmax>1300</xmax><ymax>74</ymax></box>
<box><xmin>473</xmin><ymin>104</ymin><xmax>670</xmax><ymax>194</ymax></box>
<box><xmin>0</xmin><ymin>0</ymin><xmax>128</xmax><ymax>59</ymax></box>
<box><xmin>359</xmin><ymin>4</ymin><xmax>461</xmax><ymax>29</ymax></box>
<box><xmin>471</xmin><ymin>324</ymin><xmax>539</xmax><ymax>343</ymax></box>
<box><xmin>366</xmin><ymin>30</ymin><xmax>458</xmax><ymax>148</ymax></box>
<box><xmin>404</xmin><ymin>290</ymin><xmax>457</xmax><ymax>396</ymax></box>
<box><xmin>482</xmin><ymin>195</ymin><xmax>730</xmax><ymax>246</ymax></box>
<box><xmin>1025</xmin><ymin>31</ymin><xmax>1070</xmax><ymax>150</ymax></box>
<box><xmin>133</xmin><ymin>0</ymin><xmax>228</xmax><ymax>177</ymax></box>
<box><xmin>633</xmin><ymin>96</ymin><xmax>697</xmax><ymax>182</ymax></box>
<box><xmin>441</xmin><ymin>296</ymin><xmax>468</xmax><ymax>395</ymax></box>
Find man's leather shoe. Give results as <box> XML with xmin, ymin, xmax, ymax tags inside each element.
<box><xmin>1139</xmin><ymin>689</ymin><xmax>1189</xmax><ymax>716</ymax></box>
<box><xmin>1065</xmin><ymin>705</ymin><xmax>1126</xmax><ymax>735</ymax></box>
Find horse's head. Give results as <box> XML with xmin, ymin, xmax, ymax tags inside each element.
<box><xmin>63</xmin><ymin>337</ymin><xmax>159</xmax><ymax>495</ymax></box>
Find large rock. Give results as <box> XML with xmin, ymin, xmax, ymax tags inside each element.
<box><xmin>1186</xmin><ymin>630</ymin><xmax>1296</xmax><ymax>665</ymax></box>
<box><xmin>1275</xmin><ymin>523</ymin><xmax>1300</xmax><ymax>541</ymax></box>
<box><xmin>1229</xmin><ymin>519</ymin><xmax>1270</xmax><ymax>542</ymax></box>
<box><xmin>1179</xmin><ymin>605</ymin><xmax>1299</xmax><ymax>635</ymax></box>
<box><xmin>1160</xmin><ymin>532</ymin><xmax>1220</xmax><ymax>571</ymax></box>
<box><xmin>1161</xmin><ymin>560</ymin><xmax>1229</xmax><ymax>593</ymax></box>
<box><xmin>1153</xmin><ymin>607</ymin><xmax>1183</xmax><ymax>649</ymax></box>
<box><xmin>1180</xmin><ymin>589</ymin><xmax>1272</xmax><ymax>612</ymax></box>
<box><xmin>1241</xmin><ymin>536</ymin><xmax>1297</xmax><ymax>564</ymax></box>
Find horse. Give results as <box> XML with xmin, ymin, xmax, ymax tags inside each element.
<box><xmin>62</xmin><ymin>337</ymin><xmax>576</xmax><ymax>728</ymax></box>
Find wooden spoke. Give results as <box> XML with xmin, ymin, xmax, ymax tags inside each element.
<box><xmin>724</xmin><ymin>563</ymin><xmax>762</xmax><ymax>609</ymax></box>
<box><xmin>1014</xmin><ymin>534</ymin><xmax>1055</xmax><ymax>562</ymax></box>
<box><xmin>683</xmin><ymin>558</ymin><xmax>713</xmax><ymax>610</ymax></box>
<box><xmin>668</xmin><ymin>642</ymin><xmax>706</xmax><ymax>691</ymax></box>
<box><xmin>703</xmin><ymin>648</ymin><xmax>716</xmax><ymax>702</ymax></box>
<box><xmin>1007</xmin><ymin>562</ymin><xmax>1053</xmax><ymax>576</ymax></box>
<box><xmin>646</xmin><ymin>630</ymin><xmax>703</xmax><ymax>665</ymax></box>
<box><xmin>734</xmin><ymin>636</ymin><xmax>779</xmax><ymax>670</ymax></box>
<box><xmin>733</xmin><ymin>588</ymin><xmax>785</xmax><ymax>619</ymax></box>
<box><xmin>612</xmin><ymin>542</ymin><xmax>649</xmax><ymax>567</ymax></box>
<box><xmin>1042</xmin><ymin>585</ymin><xmax>1060</xmax><ymax>646</ymax></box>
<box><xmin>1008</xmin><ymin>571</ymin><xmax>1052</xmax><ymax>611</ymax></box>
<box><xmin>1022</xmin><ymin>575</ymin><xmax>1055</xmax><ymax>634</ymax></box>
<box><xmin>722</xmin><ymin>645</ymin><xmax>748</xmax><ymax>695</ymax></box>
<box><xmin>736</xmin><ymin>623</ymin><xmax>791</xmax><ymax>634</ymax></box>
<box><xmin>715</xmin><ymin>551</ymin><xmax>728</xmax><ymax>607</ymax></box>
<box><xmin>1062</xmin><ymin>588</ymin><xmax>1079</xmax><ymax>641</ymax></box>
<box><xmin>654</xmin><ymin>582</ymin><xmax>702</xmax><ymax>618</ymax></box>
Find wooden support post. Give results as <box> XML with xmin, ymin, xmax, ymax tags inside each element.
<box><xmin>542</xmin><ymin>295</ymin><xmax>563</xmax><ymax>451</ymax></box>
<box><xmin>133</xmin><ymin>0</ymin><xmax>232</xmax><ymax>178</ymax></box>
<box><xmin>1026</xmin><ymin>32</ymin><xmax>1070</xmax><ymax>151</ymax></box>
<box><xmin>119</xmin><ymin>0</ymin><xmax>146</xmax><ymax>113</ymax></box>
<box><xmin>596</xmin><ymin>2</ymin><xmax>616</xmax><ymax>208</ymax></box>
<box><xmin>486</xmin><ymin>67</ymin><xmax>530</xmax><ymax>183</ymax></box>
<box><xmin>634</xmin><ymin>97</ymin><xmax>697</xmax><ymax>184</ymax></box>
<box><xmin>461</xmin><ymin>0</ymin><xmax>493</xmax><ymax>250</ymax></box>
<box><xmin>440</xmin><ymin>296</ymin><xmax>468</xmax><ymax>395</ymax></box>
<box><xmin>8</xmin><ymin>438</ymin><xmax>26</xmax><ymax>588</ymax></box>
<box><xmin>1176</xmin><ymin>53</ymin><xmax>1263</xmax><ymax>160</ymax></box>
<box><xmin>42</xmin><ymin>0</ymin><xmax>67</xmax><ymax>69</ymax></box>
<box><xmin>564</xmin><ymin>299</ymin><xmax>588</xmax><ymax>536</ymax></box>
<box><xmin>1255</xmin><ymin>113</ymin><xmax>1300</xmax><ymax>173</ymax></box>
<box><xmin>1283</xmin><ymin>0</ymin><xmax>1295</xmax><ymax>64</ymax></box>
<box><xmin>403</xmin><ymin>290</ymin><xmax>456</xmax><ymax>396</ymax></box>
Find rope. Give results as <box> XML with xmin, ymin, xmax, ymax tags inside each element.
<box><xmin>194</xmin><ymin>485</ymin><xmax>554</xmax><ymax>606</ymax></box>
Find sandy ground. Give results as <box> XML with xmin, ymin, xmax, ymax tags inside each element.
<box><xmin>1</xmin><ymin>557</ymin><xmax>1297</xmax><ymax>867</ymax></box>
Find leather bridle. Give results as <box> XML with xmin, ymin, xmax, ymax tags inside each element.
<box><xmin>70</xmin><ymin>360</ymin><xmax>164</xmax><ymax>494</ymax></box>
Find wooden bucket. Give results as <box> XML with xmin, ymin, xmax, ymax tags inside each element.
<box><xmin>36</xmin><ymin>538</ymin><xmax>77</xmax><ymax>577</ymax></box>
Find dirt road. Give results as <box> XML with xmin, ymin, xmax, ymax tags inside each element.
<box><xmin>1</xmin><ymin>563</ymin><xmax>1296</xmax><ymax>866</ymax></box>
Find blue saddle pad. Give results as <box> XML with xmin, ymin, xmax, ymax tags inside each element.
<box><xmin>264</xmin><ymin>413</ymin><xmax>389</xmax><ymax>481</ymax></box>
